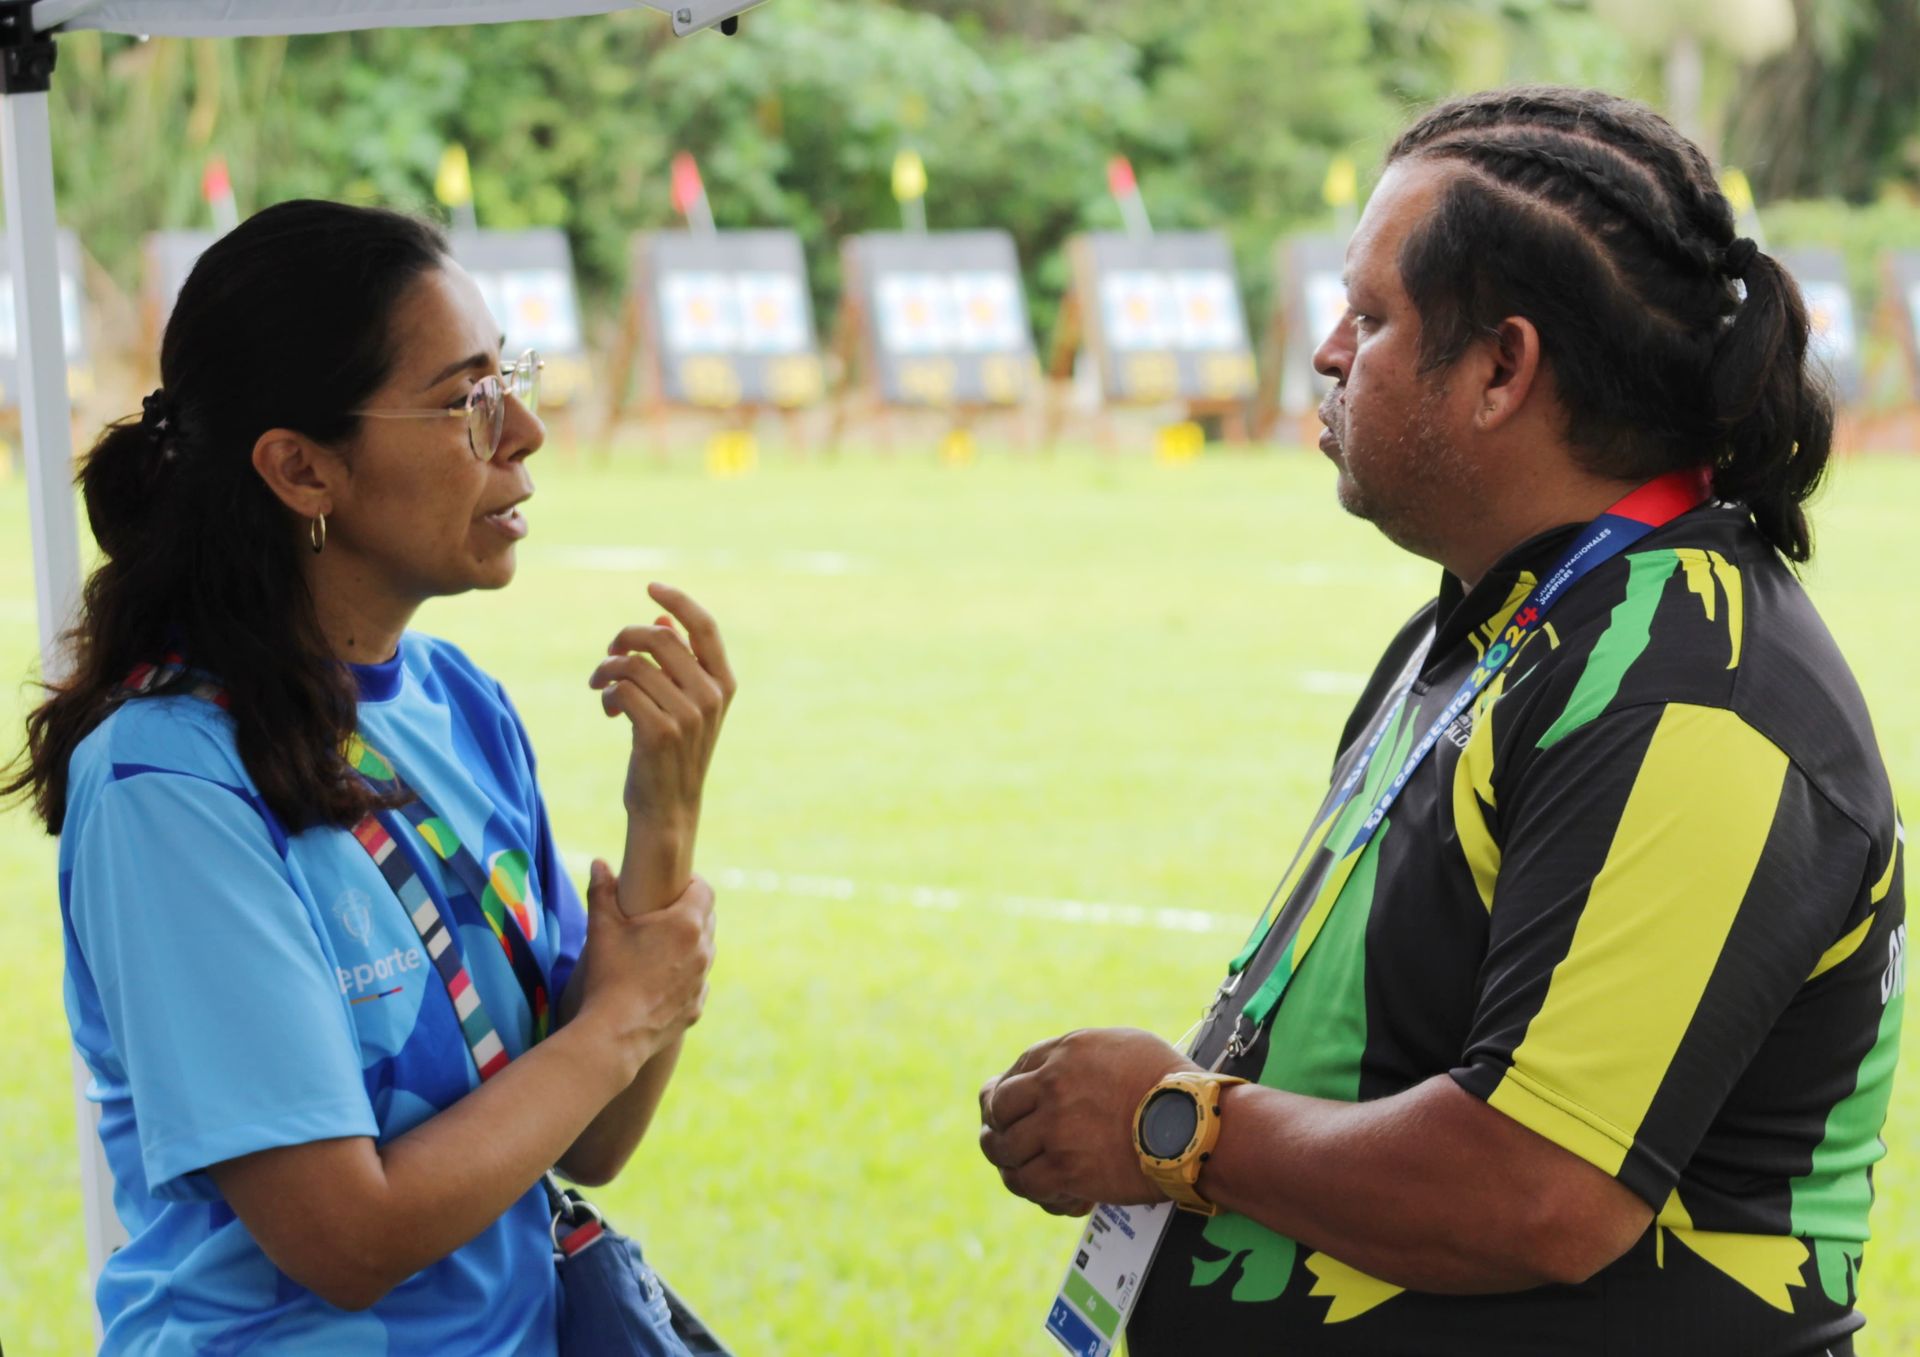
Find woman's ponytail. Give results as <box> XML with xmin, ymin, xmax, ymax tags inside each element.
<box><xmin>80</xmin><ymin>401</ymin><xmax>183</xmax><ymax>565</ymax></box>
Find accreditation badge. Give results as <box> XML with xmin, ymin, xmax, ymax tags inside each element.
<box><xmin>1045</xmin><ymin>1199</ymin><xmax>1174</xmax><ymax>1356</ymax></box>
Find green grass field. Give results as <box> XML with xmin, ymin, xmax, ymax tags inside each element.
<box><xmin>1</xmin><ymin>446</ymin><xmax>1916</xmax><ymax>1354</ymax></box>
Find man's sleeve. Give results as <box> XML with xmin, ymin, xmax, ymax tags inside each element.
<box><xmin>1449</xmin><ymin>701</ymin><xmax>1870</xmax><ymax>1208</ymax></box>
<box><xmin>68</xmin><ymin>771</ymin><xmax>378</xmax><ymax>1200</ymax></box>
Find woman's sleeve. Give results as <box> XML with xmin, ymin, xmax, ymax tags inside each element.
<box><xmin>67</xmin><ymin>770</ymin><xmax>378</xmax><ymax>1201</ymax></box>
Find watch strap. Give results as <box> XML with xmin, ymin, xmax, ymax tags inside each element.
<box><xmin>1135</xmin><ymin>1072</ymin><xmax>1249</xmax><ymax>1215</ymax></box>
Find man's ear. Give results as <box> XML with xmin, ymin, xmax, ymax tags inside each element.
<box><xmin>251</xmin><ymin>430</ymin><xmax>347</xmax><ymax>519</ymax></box>
<box><xmin>1477</xmin><ymin>316</ymin><xmax>1544</xmax><ymax>431</ymax></box>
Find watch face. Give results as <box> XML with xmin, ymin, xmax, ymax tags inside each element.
<box><xmin>1140</xmin><ymin>1088</ymin><xmax>1201</xmax><ymax>1159</ymax></box>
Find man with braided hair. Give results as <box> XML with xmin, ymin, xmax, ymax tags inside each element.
<box><xmin>979</xmin><ymin>86</ymin><xmax>1904</xmax><ymax>1355</ymax></box>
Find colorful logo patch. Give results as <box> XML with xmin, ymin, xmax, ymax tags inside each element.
<box><xmin>485</xmin><ymin>849</ymin><xmax>538</xmax><ymax>943</ymax></box>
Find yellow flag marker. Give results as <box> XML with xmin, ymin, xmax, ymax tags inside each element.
<box><xmin>435</xmin><ymin>144</ymin><xmax>474</xmax><ymax>210</ymax></box>
<box><xmin>1721</xmin><ymin>167</ymin><xmax>1756</xmax><ymax>220</ymax></box>
<box><xmin>892</xmin><ymin>148</ymin><xmax>928</xmax><ymax>204</ymax></box>
<box><xmin>1322</xmin><ymin>155</ymin><xmax>1358</xmax><ymax>210</ymax></box>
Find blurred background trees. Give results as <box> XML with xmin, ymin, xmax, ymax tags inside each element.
<box><xmin>41</xmin><ymin>0</ymin><xmax>1920</xmax><ymax>337</ymax></box>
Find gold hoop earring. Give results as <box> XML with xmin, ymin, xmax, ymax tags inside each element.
<box><xmin>310</xmin><ymin>514</ymin><xmax>327</xmax><ymax>554</ymax></box>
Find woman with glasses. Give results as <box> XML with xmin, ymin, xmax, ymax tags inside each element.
<box><xmin>7</xmin><ymin>200</ymin><xmax>733</xmax><ymax>1355</ymax></box>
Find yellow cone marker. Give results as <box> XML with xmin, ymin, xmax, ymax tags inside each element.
<box><xmin>1157</xmin><ymin>421</ymin><xmax>1205</xmax><ymax>465</ymax></box>
<box><xmin>705</xmin><ymin>430</ymin><xmax>758</xmax><ymax>479</ymax></box>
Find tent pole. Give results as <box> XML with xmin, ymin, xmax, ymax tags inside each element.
<box><xmin>2</xmin><ymin>17</ymin><xmax>122</xmax><ymax>1323</ymax></box>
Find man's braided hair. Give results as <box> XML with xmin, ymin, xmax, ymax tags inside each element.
<box><xmin>1388</xmin><ymin>86</ymin><xmax>1833</xmax><ymax>562</ymax></box>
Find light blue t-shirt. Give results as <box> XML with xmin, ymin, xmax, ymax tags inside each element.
<box><xmin>60</xmin><ymin>634</ymin><xmax>588</xmax><ymax>1355</ymax></box>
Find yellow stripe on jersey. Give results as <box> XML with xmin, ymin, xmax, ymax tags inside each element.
<box><xmin>1871</xmin><ymin>831</ymin><xmax>1902</xmax><ymax>905</ymax></box>
<box><xmin>1711</xmin><ymin>550</ymin><xmax>1744</xmax><ymax>670</ymax></box>
<box><xmin>1809</xmin><ymin>913</ymin><xmax>1876</xmax><ymax>983</ymax></box>
<box><xmin>1451</xmin><ymin>666</ymin><xmax>1508</xmax><ymax>912</ymax></box>
<box><xmin>1655</xmin><ymin>1189</ymin><xmax>1809</xmax><ymax>1312</ymax></box>
<box><xmin>1487</xmin><ymin>704</ymin><xmax>1788</xmax><ymax>1174</ymax></box>
<box><xmin>1303</xmin><ymin>1251</ymin><xmax>1404</xmax><ymax>1322</ymax></box>
<box><xmin>1809</xmin><ymin>828</ymin><xmax>1902</xmax><ymax>981</ymax></box>
<box><xmin>1673</xmin><ymin>548</ymin><xmax>1744</xmax><ymax>669</ymax></box>
<box><xmin>1674</xmin><ymin>549</ymin><xmax>1717</xmax><ymax>621</ymax></box>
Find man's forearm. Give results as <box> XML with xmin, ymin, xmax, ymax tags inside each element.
<box><xmin>1198</xmin><ymin>1073</ymin><xmax>1650</xmax><ymax>1293</ymax></box>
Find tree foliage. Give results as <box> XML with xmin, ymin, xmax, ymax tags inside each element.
<box><xmin>38</xmin><ymin>0</ymin><xmax>1920</xmax><ymax>340</ymax></box>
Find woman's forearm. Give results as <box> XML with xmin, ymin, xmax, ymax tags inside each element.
<box><xmin>557</xmin><ymin>1034</ymin><xmax>685</xmax><ymax>1186</ymax></box>
<box><xmin>554</xmin><ymin>826</ymin><xmax>700</xmax><ymax>1183</ymax></box>
<box><xmin>616</xmin><ymin>806</ymin><xmax>695</xmax><ymax>921</ymax></box>
<box><xmin>211</xmin><ymin>1012</ymin><xmax>640</xmax><ymax>1310</ymax></box>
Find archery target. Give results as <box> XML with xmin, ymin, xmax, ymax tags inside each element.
<box><xmin>734</xmin><ymin>272</ymin><xmax>810</xmax><ymax>354</ymax></box>
<box><xmin>950</xmin><ymin>271</ymin><xmax>1025</xmax><ymax>353</ymax></box>
<box><xmin>877</xmin><ymin>272</ymin><xmax>959</xmax><ymax>354</ymax></box>
<box><xmin>1799</xmin><ymin>279</ymin><xmax>1857</xmax><ymax>372</ymax></box>
<box><xmin>499</xmin><ymin>268</ymin><xmax>581</xmax><ymax>353</ymax></box>
<box><xmin>662</xmin><ymin>272</ymin><xmax>741</xmax><ymax>352</ymax></box>
<box><xmin>1172</xmin><ymin>270</ymin><xmax>1246</xmax><ymax>350</ymax></box>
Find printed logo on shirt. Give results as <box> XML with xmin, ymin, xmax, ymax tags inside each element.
<box><xmin>1882</xmin><ymin>924</ymin><xmax>1907</xmax><ymax>1006</ymax></box>
<box><xmin>333</xmin><ymin>889</ymin><xmax>375</xmax><ymax>947</ymax></box>
<box><xmin>338</xmin><ymin>946</ymin><xmax>425</xmax><ymax>1002</ymax></box>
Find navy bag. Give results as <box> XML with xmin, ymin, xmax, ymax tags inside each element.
<box><xmin>546</xmin><ymin>1175</ymin><xmax>732</xmax><ymax>1357</ymax></box>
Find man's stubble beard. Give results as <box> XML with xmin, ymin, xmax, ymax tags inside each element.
<box><xmin>1334</xmin><ymin>381</ymin><xmax>1483</xmax><ymax>565</ymax></box>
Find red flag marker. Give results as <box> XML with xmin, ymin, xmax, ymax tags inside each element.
<box><xmin>203</xmin><ymin>156</ymin><xmax>238</xmax><ymax>232</ymax></box>
<box><xmin>671</xmin><ymin>152</ymin><xmax>715</xmax><ymax>234</ymax></box>
<box><xmin>1107</xmin><ymin>154</ymin><xmax>1151</xmax><ymax>237</ymax></box>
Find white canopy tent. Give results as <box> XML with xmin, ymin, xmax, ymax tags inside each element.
<box><xmin>3</xmin><ymin>0</ymin><xmax>764</xmax><ymax>1304</ymax></box>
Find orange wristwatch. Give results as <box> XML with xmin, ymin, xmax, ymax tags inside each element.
<box><xmin>1133</xmin><ymin>1071</ymin><xmax>1249</xmax><ymax>1215</ymax></box>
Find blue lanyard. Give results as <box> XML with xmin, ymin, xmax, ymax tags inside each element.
<box><xmin>1219</xmin><ymin>469</ymin><xmax>1711</xmax><ymax>1045</ymax></box>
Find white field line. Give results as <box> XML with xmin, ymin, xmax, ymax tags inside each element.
<box><xmin>541</xmin><ymin>546</ymin><xmax>867</xmax><ymax>576</ymax></box>
<box><xmin>1297</xmin><ymin>669</ymin><xmax>1368</xmax><ymax>695</ymax></box>
<box><xmin>558</xmin><ymin>851</ymin><xmax>1245</xmax><ymax>936</ymax></box>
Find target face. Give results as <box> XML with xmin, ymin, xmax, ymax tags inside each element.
<box><xmin>1100</xmin><ymin>271</ymin><xmax>1180</xmax><ymax>351</ymax></box>
<box><xmin>1304</xmin><ymin>273</ymin><xmax>1348</xmax><ymax>356</ymax></box>
<box><xmin>949</xmin><ymin>271</ymin><xmax>1026</xmax><ymax>353</ymax></box>
<box><xmin>734</xmin><ymin>272</ymin><xmax>810</xmax><ymax>354</ymax></box>
<box><xmin>470</xmin><ymin>273</ymin><xmax>509</xmax><ymax>342</ymax></box>
<box><xmin>877</xmin><ymin>272</ymin><xmax>960</xmax><ymax>354</ymax></box>
<box><xmin>499</xmin><ymin>269</ymin><xmax>581</xmax><ymax>353</ymax></box>
<box><xmin>1799</xmin><ymin>280</ymin><xmax>1857</xmax><ymax>370</ymax></box>
<box><xmin>662</xmin><ymin>272</ymin><xmax>742</xmax><ymax>352</ymax></box>
<box><xmin>1172</xmin><ymin>270</ymin><xmax>1246</xmax><ymax>349</ymax></box>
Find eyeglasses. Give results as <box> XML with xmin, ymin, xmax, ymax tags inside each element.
<box><xmin>356</xmin><ymin>349</ymin><xmax>543</xmax><ymax>459</ymax></box>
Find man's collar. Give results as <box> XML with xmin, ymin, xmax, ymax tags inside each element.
<box><xmin>1431</xmin><ymin>522</ymin><xmax>1584</xmax><ymax>661</ymax></box>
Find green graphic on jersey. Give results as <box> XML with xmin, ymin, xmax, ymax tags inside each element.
<box><xmin>1537</xmin><ymin>550</ymin><xmax>1677</xmax><ymax>750</ymax></box>
<box><xmin>1192</xmin><ymin>778</ymin><xmax>1397</xmax><ymax>1311</ymax></box>
<box><xmin>1791</xmin><ymin>973</ymin><xmax>1905</xmax><ymax>1306</ymax></box>
<box><xmin>1193</xmin><ymin>1212</ymin><xmax>1296</xmax><ymax>1302</ymax></box>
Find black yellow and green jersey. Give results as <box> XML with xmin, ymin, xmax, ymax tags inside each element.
<box><xmin>1127</xmin><ymin>505</ymin><xmax>1906</xmax><ymax>1357</ymax></box>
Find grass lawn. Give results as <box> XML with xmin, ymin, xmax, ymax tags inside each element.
<box><xmin>0</xmin><ymin>444</ymin><xmax>1915</xmax><ymax>1353</ymax></box>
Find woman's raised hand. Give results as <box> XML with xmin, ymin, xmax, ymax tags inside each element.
<box><xmin>588</xmin><ymin>582</ymin><xmax>736</xmax><ymax>916</ymax></box>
